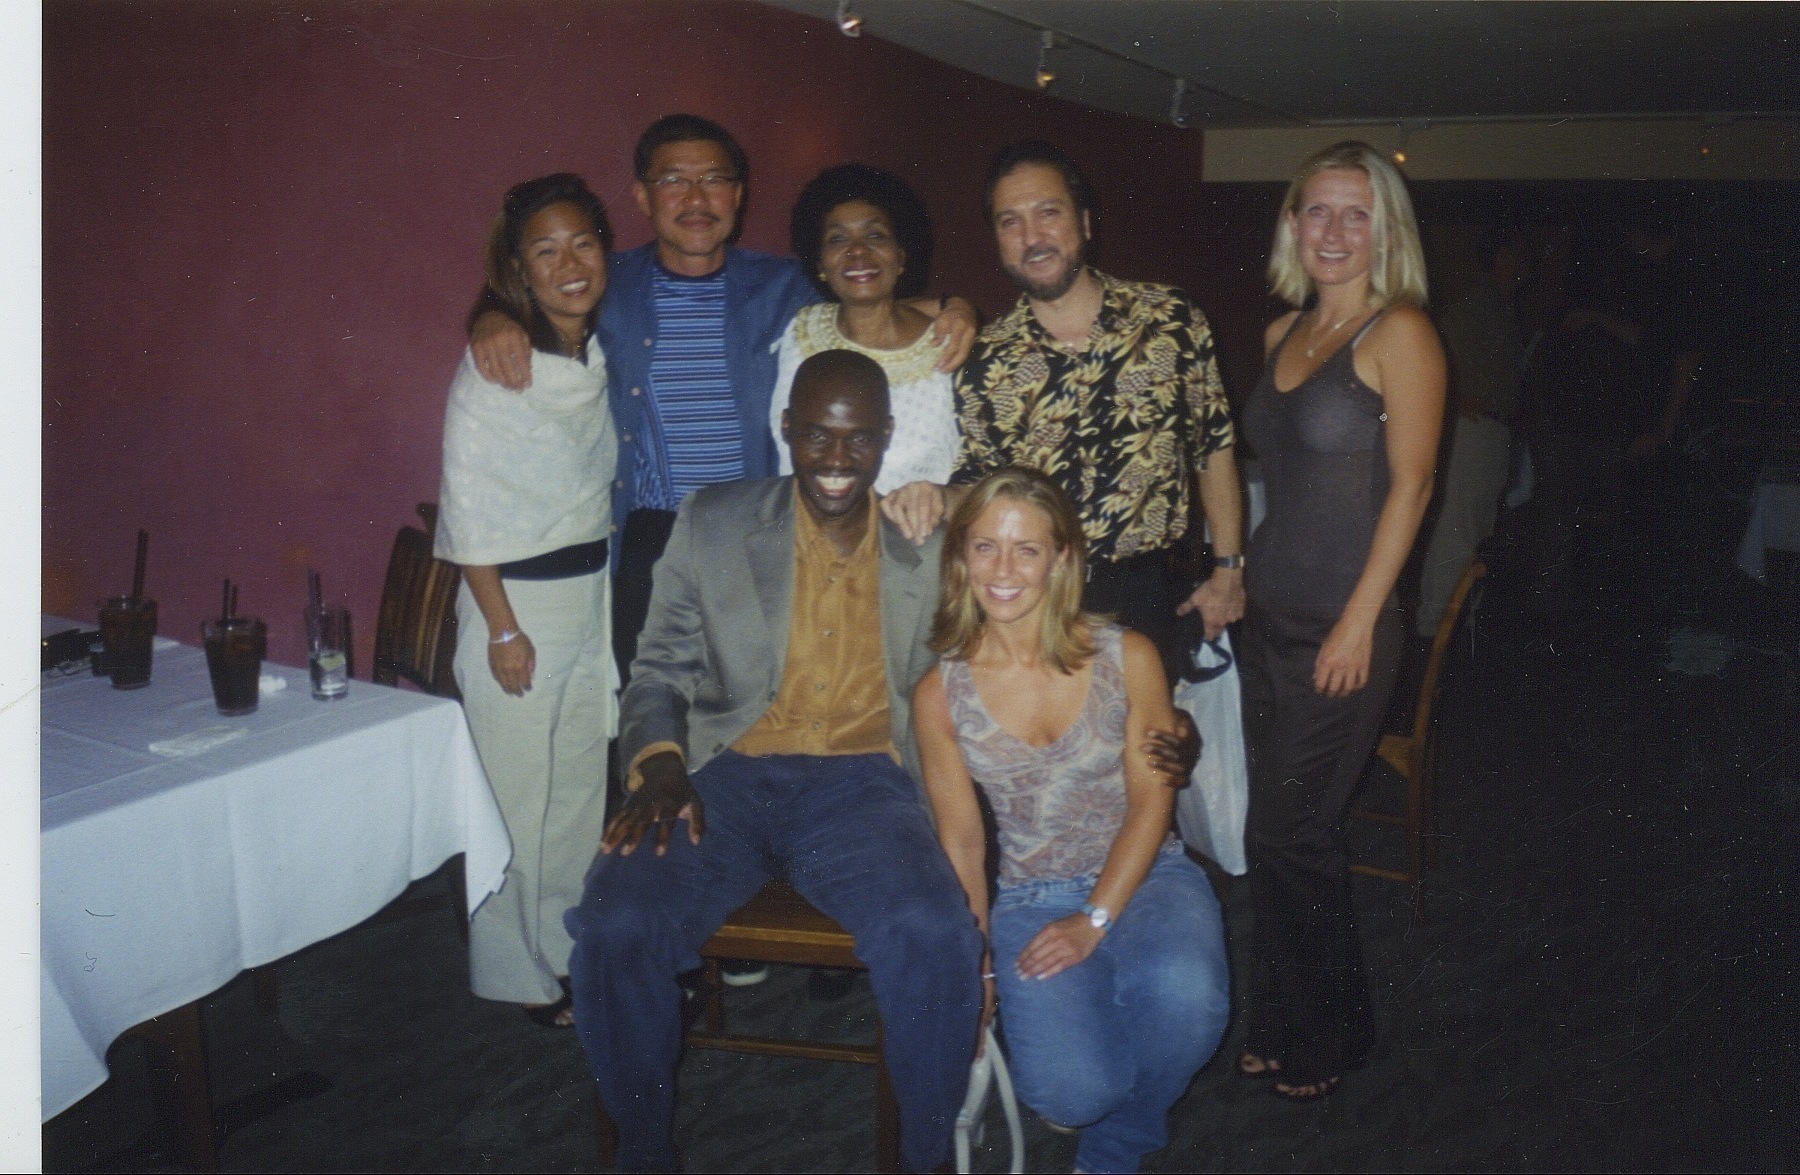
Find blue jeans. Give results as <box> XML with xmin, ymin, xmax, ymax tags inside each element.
<box><xmin>989</xmin><ymin>850</ymin><xmax>1229</xmax><ymax>1173</ymax></box>
<box><xmin>564</xmin><ymin>751</ymin><xmax>984</xmax><ymax>1173</ymax></box>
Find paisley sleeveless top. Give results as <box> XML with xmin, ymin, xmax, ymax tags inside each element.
<box><xmin>942</xmin><ymin>623</ymin><xmax>1174</xmax><ymax>887</ymax></box>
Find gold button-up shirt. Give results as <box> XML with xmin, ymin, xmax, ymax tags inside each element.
<box><xmin>731</xmin><ymin>490</ymin><xmax>894</xmax><ymax>760</ymax></box>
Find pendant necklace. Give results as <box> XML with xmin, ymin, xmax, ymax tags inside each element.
<box><xmin>1304</xmin><ymin>309</ymin><xmax>1357</xmax><ymax>358</ymax></box>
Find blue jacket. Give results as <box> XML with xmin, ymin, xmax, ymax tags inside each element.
<box><xmin>596</xmin><ymin>242</ymin><xmax>819</xmax><ymax>529</ymax></box>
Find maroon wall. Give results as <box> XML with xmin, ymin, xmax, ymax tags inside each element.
<box><xmin>44</xmin><ymin>0</ymin><xmax>1280</xmax><ymax>670</ymax></box>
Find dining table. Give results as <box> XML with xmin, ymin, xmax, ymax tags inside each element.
<box><xmin>40</xmin><ymin>615</ymin><xmax>510</xmax><ymax>1156</ymax></box>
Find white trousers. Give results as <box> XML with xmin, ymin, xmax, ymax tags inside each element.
<box><xmin>456</xmin><ymin>569</ymin><xmax>617</xmax><ymax>1003</ymax></box>
<box><xmin>1419</xmin><ymin>415</ymin><xmax>1511</xmax><ymax>637</ymax></box>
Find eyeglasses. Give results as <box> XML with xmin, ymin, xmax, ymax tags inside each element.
<box><xmin>647</xmin><ymin>174</ymin><xmax>740</xmax><ymax>194</ymax></box>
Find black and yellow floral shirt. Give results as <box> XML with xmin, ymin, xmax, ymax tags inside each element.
<box><xmin>952</xmin><ymin>270</ymin><xmax>1235</xmax><ymax>562</ymax></box>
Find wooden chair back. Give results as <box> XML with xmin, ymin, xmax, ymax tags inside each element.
<box><xmin>1350</xmin><ymin>558</ymin><xmax>1486</xmax><ymax>921</ymax></box>
<box><xmin>1396</xmin><ymin>557</ymin><xmax>1488</xmax><ymax>781</ymax></box>
<box><xmin>372</xmin><ymin>503</ymin><xmax>461</xmax><ymax>699</ymax></box>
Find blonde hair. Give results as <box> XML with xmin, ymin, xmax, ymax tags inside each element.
<box><xmin>1268</xmin><ymin>140</ymin><xmax>1428</xmax><ymax>310</ymax></box>
<box><xmin>929</xmin><ymin>468</ymin><xmax>1097</xmax><ymax>674</ymax></box>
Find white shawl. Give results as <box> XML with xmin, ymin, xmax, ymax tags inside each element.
<box><xmin>434</xmin><ymin>340</ymin><xmax>616</xmax><ymax>567</ymax></box>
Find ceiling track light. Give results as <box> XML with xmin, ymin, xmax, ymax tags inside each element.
<box><xmin>1170</xmin><ymin>78</ymin><xmax>1190</xmax><ymax>128</ymax></box>
<box><xmin>835</xmin><ymin>0</ymin><xmax>862</xmax><ymax>38</ymax></box>
<box><xmin>1697</xmin><ymin>115</ymin><xmax>1727</xmax><ymax>159</ymax></box>
<box><xmin>1393</xmin><ymin>119</ymin><xmax>1428</xmax><ymax>165</ymax></box>
<box><xmin>1035</xmin><ymin>29</ymin><xmax>1057</xmax><ymax>90</ymax></box>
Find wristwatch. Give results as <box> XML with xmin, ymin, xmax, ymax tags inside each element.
<box><xmin>1080</xmin><ymin>902</ymin><xmax>1112</xmax><ymax>932</ymax></box>
<box><xmin>1213</xmin><ymin>554</ymin><xmax>1245</xmax><ymax>570</ymax></box>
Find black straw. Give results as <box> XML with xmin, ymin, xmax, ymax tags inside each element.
<box><xmin>130</xmin><ymin>530</ymin><xmax>148</xmax><ymax>601</ymax></box>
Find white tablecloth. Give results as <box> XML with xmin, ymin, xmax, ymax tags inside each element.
<box><xmin>40</xmin><ymin>617</ymin><xmax>511</xmax><ymax>1119</ymax></box>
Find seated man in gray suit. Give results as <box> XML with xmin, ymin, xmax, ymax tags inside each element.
<box><xmin>564</xmin><ymin>349</ymin><xmax>984</xmax><ymax>1174</ymax></box>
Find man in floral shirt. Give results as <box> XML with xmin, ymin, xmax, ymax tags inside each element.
<box><xmin>887</xmin><ymin>140</ymin><xmax>1244</xmax><ymax>681</ymax></box>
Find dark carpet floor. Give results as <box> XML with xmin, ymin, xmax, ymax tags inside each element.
<box><xmin>46</xmin><ymin>451</ymin><xmax>1798</xmax><ymax>1173</ymax></box>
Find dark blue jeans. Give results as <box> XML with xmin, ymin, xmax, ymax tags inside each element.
<box><xmin>564</xmin><ymin>751</ymin><xmax>984</xmax><ymax>1173</ymax></box>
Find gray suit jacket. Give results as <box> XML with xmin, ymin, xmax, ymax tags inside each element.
<box><xmin>620</xmin><ymin>476</ymin><xmax>944</xmax><ymax>791</ymax></box>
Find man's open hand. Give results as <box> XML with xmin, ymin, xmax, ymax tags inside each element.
<box><xmin>602</xmin><ymin>752</ymin><xmax>704</xmax><ymax>856</ymax></box>
<box><xmin>1177</xmin><ymin>569</ymin><xmax>1245</xmax><ymax>641</ymax></box>
<box><xmin>471</xmin><ymin>310</ymin><xmax>534</xmax><ymax>390</ymax></box>
<box><xmin>879</xmin><ymin>481</ymin><xmax>947</xmax><ymax>546</ymax></box>
<box><xmin>1142</xmin><ymin>711</ymin><xmax>1200</xmax><ymax>786</ymax></box>
<box><xmin>929</xmin><ymin>297</ymin><xmax>979</xmax><ymax>372</ymax></box>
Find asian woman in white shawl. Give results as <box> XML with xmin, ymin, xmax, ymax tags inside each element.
<box><xmin>435</xmin><ymin>174</ymin><xmax>618</xmax><ymax>1027</ymax></box>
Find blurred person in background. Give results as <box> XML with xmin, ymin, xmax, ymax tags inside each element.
<box><xmin>1416</xmin><ymin>224</ymin><xmax>1529</xmax><ymax>637</ymax></box>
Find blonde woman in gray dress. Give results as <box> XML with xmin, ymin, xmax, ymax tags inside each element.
<box><xmin>1236</xmin><ymin>141</ymin><xmax>1445</xmax><ymax>1098</ymax></box>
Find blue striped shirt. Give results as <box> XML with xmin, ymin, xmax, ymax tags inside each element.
<box><xmin>635</xmin><ymin>267</ymin><xmax>745</xmax><ymax>510</ymax></box>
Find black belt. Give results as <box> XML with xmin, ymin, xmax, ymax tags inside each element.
<box><xmin>499</xmin><ymin>538</ymin><xmax>609</xmax><ymax>581</ymax></box>
<box><xmin>1085</xmin><ymin>546</ymin><xmax>1174</xmax><ymax>583</ymax></box>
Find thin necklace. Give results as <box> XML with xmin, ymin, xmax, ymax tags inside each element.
<box><xmin>1303</xmin><ymin>309</ymin><xmax>1358</xmax><ymax>358</ymax></box>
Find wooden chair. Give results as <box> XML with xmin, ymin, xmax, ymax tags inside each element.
<box><xmin>1350</xmin><ymin>559</ymin><xmax>1487</xmax><ymax>921</ymax></box>
<box><xmin>372</xmin><ymin>502</ymin><xmax>461</xmax><ymax>700</ymax></box>
<box><xmin>594</xmin><ymin>881</ymin><xmax>900</xmax><ymax>1173</ymax></box>
<box><xmin>371</xmin><ymin>502</ymin><xmax>468</xmax><ymax>935</ymax></box>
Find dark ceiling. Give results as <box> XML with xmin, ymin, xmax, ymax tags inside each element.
<box><xmin>761</xmin><ymin>1</ymin><xmax>1800</xmax><ymax>128</ymax></box>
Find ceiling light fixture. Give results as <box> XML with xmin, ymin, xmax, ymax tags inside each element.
<box><xmin>1393</xmin><ymin>119</ymin><xmax>1429</xmax><ymax>166</ymax></box>
<box><xmin>835</xmin><ymin>0</ymin><xmax>862</xmax><ymax>38</ymax></box>
<box><xmin>1035</xmin><ymin>29</ymin><xmax>1057</xmax><ymax>90</ymax></box>
<box><xmin>1698</xmin><ymin>114</ymin><xmax>1731</xmax><ymax>159</ymax></box>
<box><xmin>1170</xmin><ymin>78</ymin><xmax>1190</xmax><ymax>128</ymax></box>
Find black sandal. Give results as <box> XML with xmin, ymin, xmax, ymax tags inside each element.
<box><xmin>1237</xmin><ymin>1050</ymin><xmax>1282</xmax><ymax>1079</ymax></box>
<box><xmin>1272</xmin><ymin>1074</ymin><xmax>1340</xmax><ymax>1101</ymax></box>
